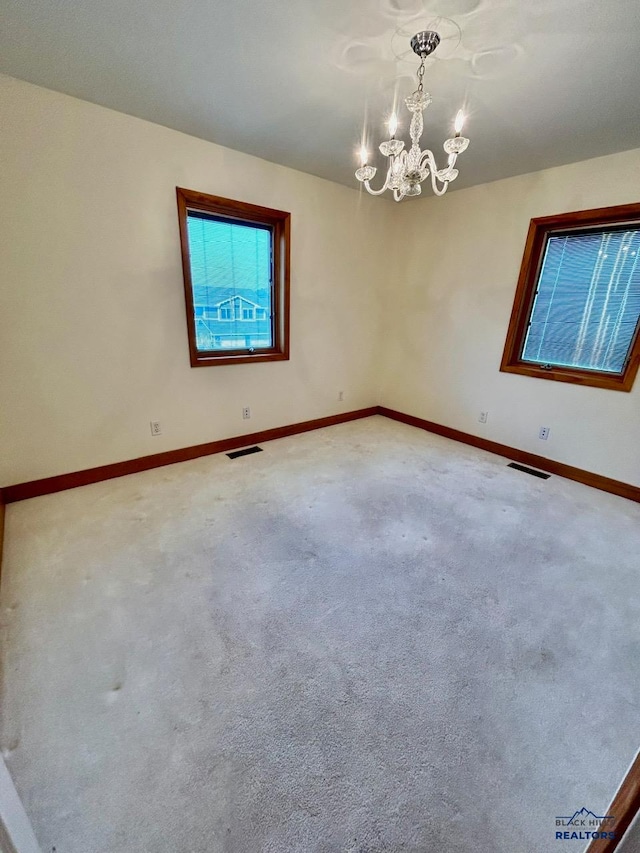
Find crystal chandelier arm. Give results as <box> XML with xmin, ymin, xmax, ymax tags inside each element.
<box><xmin>430</xmin><ymin>173</ymin><xmax>450</xmax><ymax>197</ymax></box>
<box><xmin>420</xmin><ymin>149</ymin><xmax>450</xmax><ymax>196</ymax></box>
<box><xmin>363</xmin><ymin>172</ymin><xmax>392</xmax><ymax>195</ymax></box>
<box><xmin>355</xmin><ymin>162</ymin><xmax>390</xmax><ymax>195</ymax></box>
<box><xmin>362</xmin><ymin>155</ymin><xmax>401</xmax><ymax>195</ymax></box>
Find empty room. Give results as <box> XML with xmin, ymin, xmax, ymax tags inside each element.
<box><xmin>1</xmin><ymin>1</ymin><xmax>640</xmax><ymax>851</ymax></box>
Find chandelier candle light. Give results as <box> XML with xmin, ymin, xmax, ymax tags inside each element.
<box><xmin>355</xmin><ymin>30</ymin><xmax>469</xmax><ymax>201</ymax></box>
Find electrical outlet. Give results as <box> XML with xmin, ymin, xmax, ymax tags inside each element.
<box><xmin>338</xmin><ymin>391</ymin><xmax>345</xmax><ymax>402</ymax></box>
<box><xmin>539</xmin><ymin>426</ymin><xmax>550</xmax><ymax>440</ymax></box>
<box><xmin>478</xmin><ymin>411</ymin><xmax>488</xmax><ymax>424</ymax></box>
<box><xmin>150</xmin><ymin>421</ymin><xmax>162</xmax><ymax>436</ymax></box>
<box><xmin>242</xmin><ymin>407</ymin><xmax>251</xmax><ymax>420</ymax></box>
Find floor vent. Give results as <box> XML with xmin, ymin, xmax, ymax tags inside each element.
<box><xmin>227</xmin><ymin>445</ymin><xmax>263</xmax><ymax>459</ymax></box>
<box><xmin>507</xmin><ymin>462</ymin><xmax>550</xmax><ymax>479</ymax></box>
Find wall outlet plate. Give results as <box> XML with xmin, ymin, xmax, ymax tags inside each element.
<box><xmin>150</xmin><ymin>421</ymin><xmax>162</xmax><ymax>436</ymax></box>
<box><xmin>478</xmin><ymin>411</ymin><xmax>488</xmax><ymax>424</ymax></box>
<box><xmin>242</xmin><ymin>407</ymin><xmax>251</xmax><ymax>420</ymax></box>
<box><xmin>539</xmin><ymin>426</ymin><xmax>550</xmax><ymax>440</ymax></box>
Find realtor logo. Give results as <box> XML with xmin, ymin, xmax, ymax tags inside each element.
<box><xmin>555</xmin><ymin>807</ymin><xmax>615</xmax><ymax>842</ymax></box>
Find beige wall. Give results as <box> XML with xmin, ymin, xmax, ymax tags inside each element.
<box><xmin>379</xmin><ymin>149</ymin><xmax>640</xmax><ymax>487</ymax></box>
<box><xmin>0</xmin><ymin>76</ymin><xmax>389</xmax><ymax>485</ymax></box>
<box><xmin>1</xmin><ymin>75</ymin><xmax>639</xmax><ymax>489</ymax></box>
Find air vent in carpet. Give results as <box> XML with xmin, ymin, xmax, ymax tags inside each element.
<box><xmin>227</xmin><ymin>446</ymin><xmax>263</xmax><ymax>459</ymax></box>
<box><xmin>507</xmin><ymin>462</ymin><xmax>550</xmax><ymax>479</ymax></box>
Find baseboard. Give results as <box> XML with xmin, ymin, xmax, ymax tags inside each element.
<box><xmin>378</xmin><ymin>407</ymin><xmax>640</xmax><ymax>504</ymax></box>
<box><xmin>585</xmin><ymin>750</ymin><xmax>640</xmax><ymax>852</ymax></box>
<box><xmin>2</xmin><ymin>405</ymin><xmax>638</xmax><ymax>505</ymax></box>
<box><xmin>1</xmin><ymin>407</ymin><xmax>378</xmax><ymax>503</ymax></box>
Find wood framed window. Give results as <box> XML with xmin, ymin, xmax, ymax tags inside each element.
<box><xmin>500</xmin><ymin>203</ymin><xmax>640</xmax><ymax>391</ymax></box>
<box><xmin>177</xmin><ymin>188</ymin><xmax>290</xmax><ymax>367</ymax></box>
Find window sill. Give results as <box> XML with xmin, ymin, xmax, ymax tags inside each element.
<box><xmin>190</xmin><ymin>349</ymin><xmax>290</xmax><ymax>367</ymax></box>
<box><xmin>499</xmin><ymin>360</ymin><xmax>636</xmax><ymax>392</ymax></box>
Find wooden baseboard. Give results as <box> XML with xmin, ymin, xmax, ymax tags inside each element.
<box><xmin>0</xmin><ymin>407</ymin><xmax>378</xmax><ymax>503</ymax></box>
<box><xmin>378</xmin><ymin>407</ymin><xmax>640</xmax><ymax>503</ymax></box>
<box><xmin>585</xmin><ymin>751</ymin><xmax>640</xmax><ymax>852</ymax></box>
<box><xmin>2</xmin><ymin>405</ymin><xmax>638</xmax><ymax>505</ymax></box>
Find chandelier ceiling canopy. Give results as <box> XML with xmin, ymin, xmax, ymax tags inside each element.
<box><xmin>355</xmin><ymin>29</ymin><xmax>470</xmax><ymax>202</ymax></box>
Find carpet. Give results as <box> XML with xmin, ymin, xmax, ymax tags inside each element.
<box><xmin>1</xmin><ymin>416</ymin><xmax>639</xmax><ymax>852</ymax></box>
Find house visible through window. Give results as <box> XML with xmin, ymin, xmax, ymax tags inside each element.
<box><xmin>177</xmin><ymin>188</ymin><xmax>290</xmax><ymax>367</ymax></box>
<box><xmin>501</xmin><ymin>204</ymin><xmax>640</xmax><ymax>391</ymax></box>
<box><xmin>187</xmin><ymin>218</ymin><xmax>270</xmax><ymax>347</ymax></box>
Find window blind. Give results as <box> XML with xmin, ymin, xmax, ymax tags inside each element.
<box><xmin>522</xmin><ymin>229</ymin><xmax>640</xmax><ymax>373</ymax></box>
<box><xmin>186</xmin><ymin>212</ymin><xmax>273</xmax><ymax>352</ymax></box>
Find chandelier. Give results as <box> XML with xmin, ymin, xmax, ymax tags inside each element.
<box><xmin>355</xmin><ymin>30</ymin><xmax>469</xmax><ymax>202</ymax></box>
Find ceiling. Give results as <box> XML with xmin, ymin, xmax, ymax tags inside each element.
<box><xmin>2</xmin><ymin>0</ymin><xmax>640</xmax><ymax>193</ymax></box>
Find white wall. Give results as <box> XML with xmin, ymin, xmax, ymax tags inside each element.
<box><xmin>379</xmin><ymin>149</ymin><xmax>640</xmax><ymax>487</ymax></box>
<box><xmin>0</xmin><ymin>75</ymin><xmax>390</xmax><ymax>485</ymax></box>
<box><xmin>1</xmin><ymin>75</ymin><xmax>639</xmax><ymax>489</ymax></box>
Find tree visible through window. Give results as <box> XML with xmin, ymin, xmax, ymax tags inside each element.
<box><xmin>501</xmin><ymin>204</ymin><xmax>640</xmax><ymax>391</ymax></box>
<box><xmin>177</xmin><ymin>188</ymin><xmax>290</xmax><ymax>367</ymax></box>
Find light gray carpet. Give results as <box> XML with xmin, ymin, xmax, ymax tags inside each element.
<box><xmin>1</xmin><ymin>416</ymin><xmax>639</xmax><ymax>853</ymax></box>
<box><xmin>620</xmin><ymin>814</ymin><xmax>640</xmax><ymax>852</ymax></box>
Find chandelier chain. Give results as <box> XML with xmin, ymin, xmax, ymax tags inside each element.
<box><xmin>417</xmin><ymin>55</ymin><xmax>426</xmax><ymax>93</ymax></box>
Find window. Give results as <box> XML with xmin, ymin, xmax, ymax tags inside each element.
<box><xmin>177</xmin><ymin>188</ymin><xmax>290</xmax><ymax>366</ymax></box>
<box><xmin>501</xmin><ymin>204</ymin><xmax>640</xmax><ymax>391</ymax></box>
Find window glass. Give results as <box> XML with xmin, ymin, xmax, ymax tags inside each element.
<box><xmin>186</xmin><ymin>213</ymin><xmax>273</xmax><ymax>352</ymax></box>
<box><xmin>522</xmin><ymin>230</ymin><xmax>640</xmax><ymax>373</ymax></box>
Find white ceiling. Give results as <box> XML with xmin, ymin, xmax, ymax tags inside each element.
<box><xmin>2</xmin><ymin>0</ymin><xmax>640</xmax><ymax>192</ymax></box>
